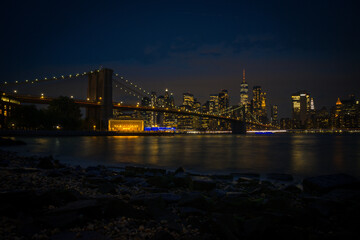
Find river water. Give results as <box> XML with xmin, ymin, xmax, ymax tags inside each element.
<box><xmin>3</xmin><ymin>134</ymin><xmax>360</xmax><ymax>178</ymax></box>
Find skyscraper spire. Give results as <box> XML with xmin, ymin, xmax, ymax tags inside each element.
<box><xmin>243</xmin><ymin>69</ymin><xmax>246</xmax><ymax>83</ymax></box>
<box><xmin>240</xmin><ymin>68</ymin><xmax>249</xmax><ymax>106</ymax></box>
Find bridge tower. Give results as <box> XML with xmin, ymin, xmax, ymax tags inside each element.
<box><xmin>86</xmin><ymin>68</ymin><xmax>113</xmax><ymax>130</ymax></box>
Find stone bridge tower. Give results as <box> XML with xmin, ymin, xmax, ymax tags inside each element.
<box><xmin>86</xmin><ymin>68</ymin><xmax>113</xmax><ymax>130</ymax></box>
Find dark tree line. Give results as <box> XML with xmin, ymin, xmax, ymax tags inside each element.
<box><xmin>8</xmin><ymin>96</ymin><xmax>83</xmax><ymax>130</ymax></box>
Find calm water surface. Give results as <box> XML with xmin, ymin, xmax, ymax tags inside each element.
<box><xmin>4</xmin><ymin>134</ymin><xmax>360</xmax><ymax>178</ymax></box>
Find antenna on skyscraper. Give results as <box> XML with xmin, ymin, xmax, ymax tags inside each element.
<box><xmin>243</xmin><ymin>69</ymin><xmax>246</xmax><ymax>83</ymax></box>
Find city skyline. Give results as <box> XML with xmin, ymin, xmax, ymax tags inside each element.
<box><xmin>1</xmin><ymin>1</ymin><xmax>360</xmax><ymax>118</ymax></box>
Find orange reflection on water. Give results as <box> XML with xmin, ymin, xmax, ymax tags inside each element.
<box><xmin>291</xmin><ymin>135</ymin><xmax>316</xmax><ymax>174</ymax></box>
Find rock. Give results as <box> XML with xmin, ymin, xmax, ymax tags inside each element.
<box><xmin>210</xmin><ymin>174</ymin><xmax>233</xmax><ymax>181</ymax></box>
<box><xmin>37</xmin><ymin>156</ymin><xmax>55</xmax><ymax>169</ymax></box>
<box><xmin>232</xmin><ymin>172</ymin><xmax>260</xmax><ymax>180</ymax></box>
<box><xmin>303</xmin><ymin>174</ymin><xmax>360</xmax><ymax>193</ymax></box>
<box><xmin>97</xmin><ymin>182</ymin><xmax>117</xmax><ymax>194</ymax></box>
<box><xmin>38</xmin><ymin>189</ymin><xmax>82</xmax><ymax>207</ymax></box>
<box><xmin>107</xmin><ymin>174</ymin><xmax>124</xmax><ymax>183</ymax></box>
<box><xmin>144</xmin><ymin>168</ymin><xmax>166</xmax><ymax>176</ymax></box>
<box><xmin>125</xmin><ymin>177</ymin><xmax>147</xmax><ymax>187</ymax></box>
<box><xmin>174</xmin><ymin>167</ymin><xmax>185</xmax><ymax>175</ymax></box>
<box><xmin>190</xmin><ymin>176</ymin><xmax>216</xmax><ymax>191</ymax></box>
<box><xmin>147</xmin><ymin>176</ymin><xmax>173</xmax><ymax>188</ymax></box>
<box><xmin>173</xmin><ymin>174</ymin><xmax>191</xmax><ymax>188</ymax></box>
<box><xmin>131</xmin><ymin>193</ymin><xmax>181</xmax><ymax>204</ymax></box>
<box><xmin>180</xmin><ymin>207</ymin><xmax>205</xmax><ymax>216</ymax></box>
<box><xmin>224</xmin><ymin>191</ymin><xmax>249</xmax><ymax>199</ymax></box>
<box><xmin>179</xmin><ymin>192</ymin><xmax>212</xmax><ymax>210</ymax></box>
<box><xmin>266</xmin><ymin>173</ymin><xmax>294</xmax><ymax>182</ymax></box>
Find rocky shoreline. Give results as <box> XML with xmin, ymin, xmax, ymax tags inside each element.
<box><xmin>1</xmin><ymin>147</ymin><xmax>360</xmax><ymax>240</ymax></box>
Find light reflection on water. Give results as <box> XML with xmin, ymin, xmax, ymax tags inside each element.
<box><xmin>5</xmin><ymin>134</ymin><xmax>360</xmax><ymax>178</ymax></box>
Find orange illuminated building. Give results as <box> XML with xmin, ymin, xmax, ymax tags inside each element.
<box><xmin>108</xmin><ymin>119</ymin><xmax>144</xmax><ymax>132</ymax></box>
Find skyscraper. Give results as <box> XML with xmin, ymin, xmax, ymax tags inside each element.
<box><xmin>183</xmin><ymin>93</ymin><xmax>194</xmax><ymax>108</ymax></box>
<box><xmin>252</xmin><ymin>86</ymin><xmax>267</xmax><ymax>122</ymax></box>
<box><xmin>271</xmin><ymin>105</ymin><xmax>278</xmax><ymax>125</ymax></box>
<box><xmin>239</xmin><ymin>69</ymin><xmax>249</xmax><ymax>107</ymax></box>
<box><xmin>150</xmin><ymin>91</ymin><xmax>158</xmax><ymax>126</ymax></box>
<box><xmin>209</xmin><ymin>94</ymin><xmax>219</xmax><ymax>113</ymax></box>
<box><xmin>291</xmin><ymin>91</ymin><xmax>311</xmax><ymax>128</ymax></box>
<box><xmin>218</xmin><ymin>89</ymin><xmax>229</xmax><ymax>114</ymax></box>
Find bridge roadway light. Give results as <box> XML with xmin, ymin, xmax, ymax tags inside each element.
<box><xmin>87</xmin><ymin>98</ymin><xmax>90</xmax><ymax>101</ymax></box>
<box><xmin>70</xmin><ymin>96</ymin><xmax>74</xmax><ymax>99</ymax></box>
<box><xmin>14</xmin><ymin>90</ymin><xmax>17</xmax><ymax>93</ymax></box>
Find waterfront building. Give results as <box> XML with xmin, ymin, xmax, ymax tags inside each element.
<box><xmin>280</xmin><ymin>118</ymin><xmax>292</xmax><ymax>129</ymax></box>
<box><xmin>332</xmin><ymin>95</ymin><xmax>360</xmax><ymax>129</ymax></box>
<box><xmin>177</xmin><ymin>105</ymin><xmax>194</xmax><ymax>130</ymax></box>
<box><xmin>239</xmin><ymin>69</ymin><xmax>249</xmax><ymax>107</ymax></box>
<box><xmin>108</xmin><ymin>119</ymin><xmax>144</xmax><ymax>132</ymax></box>
<box><xmin>315</xmin><ymin>107</ymin><xmax>330</xmax><ymax>129</ymax></box>
<box><xmin>0</xmin><ymin>93</ymin><xmax>20</xmax><ymax>129</ymax></box>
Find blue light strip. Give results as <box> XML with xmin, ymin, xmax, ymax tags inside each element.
<box><xmin>144</xmin><ymin>127</ymin><xmax>176</xmax><ymax>131</ymax></box>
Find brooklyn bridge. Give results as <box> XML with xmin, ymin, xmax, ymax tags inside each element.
<box><xmin>1</xmin><ymin>68</ymin><xmax>276</xmax><ymax>133</ymax></box>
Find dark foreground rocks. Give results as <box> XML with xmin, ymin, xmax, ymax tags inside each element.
<box><xmin>0</xmin><ymin>149</ymin><xmax>360</xmax><ymax>239</ymax></box>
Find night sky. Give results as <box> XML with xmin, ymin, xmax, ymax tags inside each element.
<box><xmin>1</xmin><ymin>0</ymin><xmax>360</xmax><ymax>118</ymax></box>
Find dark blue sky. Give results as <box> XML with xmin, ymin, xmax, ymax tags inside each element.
<box><xmin>1</xmin><ymin>0</ymin><xmax>360</xmax><ymax>117</ymax></box>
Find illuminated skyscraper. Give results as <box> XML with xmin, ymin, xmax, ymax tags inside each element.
<box><xmin>271</xmin><ymin>105</ymin><xmax>278</xmax><ymax>125</ymax></box>
<box><xmin>252</xmin><ymin>86</ymin><xmax>267</xmax><ymax>122</ymax></box>
<box><xmin>150</xmin><ymin>91</ymin><xmax>157</xmax><ymax>126</ymax></box>
<box><xmin>239</xmin><ymin>69</ymin><xmax>249</xmax><ymax>107</ymax></box>
<box><xmin>219</xmin><ymin>89</ymin><xmax>229</xmax><ymax>114</ymax></box>
<box><xmin>183</xmin><ymin>93</ymin><xmax>194</xmax><ymax>108</ymax></box>
<box><xmin>209</xmin><ymin>94</ymin><xmax>219</xmax><ymax>113</ymax></box>
<box><xmin>291</xmin><ymin>91</ymin><xmax>311</xmax><ymax>128</ymax></box>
